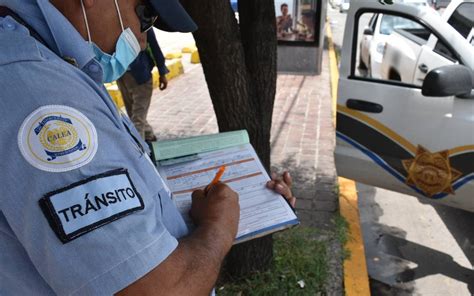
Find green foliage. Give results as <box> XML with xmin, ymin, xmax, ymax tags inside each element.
<box><xmin>333</xmin><ymin>184</ymin><xmax>340</xmax><ymax>196</ymax></box>
<box><xmin>333</xmin><ymin>214</ymin><xmax>351</xmax><ymax>260</ymax></box>
<box><xmin>217</xmin><ymin>227</ymin><xmax>328</xmax><ymax>295</ymax></box>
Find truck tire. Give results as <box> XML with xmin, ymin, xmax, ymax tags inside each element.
<box><xmin>389</xmin><ymin>69</ymin><xmax>401</xmax><ymax>81</ymax></box>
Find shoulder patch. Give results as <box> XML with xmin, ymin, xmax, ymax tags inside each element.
<box><xmin>18</xmin><ymin>105</ymin><xmax>98</xmax><ymax>172</ymax></box>
<box><xmin>40</xmin><ymin>169</ymin><xmax>144</xmax><ymax>243</ymax></box>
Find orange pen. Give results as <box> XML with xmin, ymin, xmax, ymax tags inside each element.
<box><xmin>206</xmin><ymin>165</ymin><xmax>226</xmax><ymax>192</ymax></box>
<box><xmin>210</xmin><ymin>165</ymin><xmax>226</xmax><ymax>185</ymax></box>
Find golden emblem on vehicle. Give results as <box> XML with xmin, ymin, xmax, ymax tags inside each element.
<box><xmin>403</xmin><ymin>146</ymin><xmax>462</xmax><ymax>198</ymax></box>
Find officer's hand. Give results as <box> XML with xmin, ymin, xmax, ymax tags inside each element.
<box><xmin>159</xmin><ymin>76</ymin><xmax>168</xmax><ymax>90</ymax></box>
<box><xmin>190</xmin><ymin>183</ymin><xmax>240</xmax><ymax>241</ymax></box>
<box><xmin>266</xmin><ymin>171</ymin><xmax>296</xmax><ymax>207</ymax></box>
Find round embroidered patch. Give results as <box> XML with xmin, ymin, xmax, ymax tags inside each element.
<box><xmin>18</xmin><ymin>105</ymin><xmax>98</xmax><ymax>173</ymax></box>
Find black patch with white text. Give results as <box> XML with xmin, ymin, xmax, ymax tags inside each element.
<box><xmin>40</xmin><ymin>168</ymin><xmax>144</xmax><ymax>243</ymax></box>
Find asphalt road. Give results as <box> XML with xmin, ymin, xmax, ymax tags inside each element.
<box><xmin>328</xmin><ymin>5</ymin><xmax>474</xmax><ymax>295</ymax></box>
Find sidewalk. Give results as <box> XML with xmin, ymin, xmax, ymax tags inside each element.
<box><xmin>148</xmin><ymin>51</ymin><xmax>338</xmax><ymax>228</ymax></box>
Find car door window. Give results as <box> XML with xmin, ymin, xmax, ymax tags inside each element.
<box><xmin>447</xmin><ymin>3</ymin><xmax>474</xmax><ymax>40</ymax></box>
<box><xmin>354</xmin><ymin>12</ymin><xmax>457</xmax><ymax>86</ymax></box>
<box><xmin>379</xmin><ymin>14</ymin><xmax>424</xmax><ymax>36</ymax></box>
<box><xmin>369</xmin><ymin>13</ymin><xmax>378</xmax><ymax>31</ymax></box>
<box><xmin>433</xmin><ymin>3</ymin><xmax>474</xmax><ymax>59</ymax></box>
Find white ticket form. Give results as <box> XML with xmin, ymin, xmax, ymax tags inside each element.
<box><xmin>157</xmin><ymin>143</ymin><xmax>299</xmax><ymax>243</ymax></box>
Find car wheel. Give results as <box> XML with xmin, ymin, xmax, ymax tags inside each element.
<box><xmin>389</xmin><ymin>69</ymin><xmax>401</xmax><ymax>81</ymax></box>
<box><xmin>358</xmin><ymin>54</ymin><xmax>368</xmax><ymax>71</ymax></box>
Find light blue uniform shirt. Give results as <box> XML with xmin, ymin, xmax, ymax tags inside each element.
<box><xmin>0</xmin><ymin>0</ymin><xmax>189</xmax><ymax>295</ymax></box>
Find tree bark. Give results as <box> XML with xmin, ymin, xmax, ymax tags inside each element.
<box><xmin>238</xmin><ymin>0</ymin><xmax>277</xmax><ymax>169</ymax></box>
<box><xmin>180</xmin><ymin>0</ymin><xmax>278</xmax><ymax>278</ymax></box>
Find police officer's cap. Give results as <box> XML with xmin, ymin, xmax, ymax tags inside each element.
<box><xmin>149</xmin><ymin>0</ymin><xmax>197</xmax><ymax>32</ymax></box>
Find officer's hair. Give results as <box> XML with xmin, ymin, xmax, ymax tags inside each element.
<box><xmin>281</xmin><ymin>3</ymin><xmax>288</xmax><ymax>10</ymax></box>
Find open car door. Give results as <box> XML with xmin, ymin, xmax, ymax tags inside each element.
<box><xmin>335</xmin><ymin>1</ymin><xmax>474</xmax><ymax>211</ymax></box>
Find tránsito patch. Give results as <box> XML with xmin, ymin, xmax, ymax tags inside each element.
<box><xmin>18</xmin><ymin>105</ymin><xmax>98</xmax><ymax>172</ymax></box>
<box><xmin>40</xmin><ymin>169</ymin><xmax>144</xmax><ymax>243</ymax></box>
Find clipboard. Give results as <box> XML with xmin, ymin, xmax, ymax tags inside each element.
<box><xmin>150</xmin><ymin>130</ymin><xmax>300</xmax><ymax>244</ymax></box>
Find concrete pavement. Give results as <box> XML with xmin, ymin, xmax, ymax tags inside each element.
<box><xmin>359</xmin><ymin>184</ymin><xmax>474</xmax><ymax>295</ymax></box>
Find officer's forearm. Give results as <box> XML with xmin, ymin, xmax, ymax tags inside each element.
<box><xmin>117</xmin><ymin>223</ymin><xmax>233</xmax><ymax>295</ymax></box>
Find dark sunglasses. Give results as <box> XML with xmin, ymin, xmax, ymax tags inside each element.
<box><xmin>136</xmin><ymin>2</ymin><xmax>158</xmax><ymax>32</ymax></box>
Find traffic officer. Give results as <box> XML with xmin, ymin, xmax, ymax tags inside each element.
<box><xmin>0</xmin><ymin>0</ymin><xmax>295</xmax><ymax>295</ymax></box>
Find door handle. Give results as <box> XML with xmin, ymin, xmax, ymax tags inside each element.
<box><xmin>418</xmin><ymin>63</ymin><xmax>429</xmax><ymax>73</ymax></box>
<box><xmin>346</xmin><ymin>99</ymin><xmax>383</xmax><ymax>113</ymax></box>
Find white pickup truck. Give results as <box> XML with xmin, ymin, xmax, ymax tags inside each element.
<box><xmin>380</xmin><ymin>0</ymin><xmax>473</xmax><ymax>85</ymax></box>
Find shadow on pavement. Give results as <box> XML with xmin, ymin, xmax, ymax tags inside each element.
<box><xmin>383</xmin><ymin>233</ymin><xmax>474</xmax><ymax>294</ymax></box>
<box><xmin>358</xmin><ymin>183</ymin><xmax>474</xmax><ymax>295</ymax></box>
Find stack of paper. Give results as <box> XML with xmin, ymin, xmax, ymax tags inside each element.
<box><xmin>151</xmin><ymin>130</ymin><xmax>299</xmax><ymax>243</ymax></box>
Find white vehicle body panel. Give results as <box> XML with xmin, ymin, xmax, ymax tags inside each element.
<box><xmin>336</xmin><ymin>1</ymin><xmax>474</xmax><ymax>212</ymax></box>
<box><xmin>411</xmin><ymin>45</ymin><xmax>454</xmax><ymax>83</ymax></box>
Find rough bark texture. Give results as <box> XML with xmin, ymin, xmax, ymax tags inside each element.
<box><xmin>180</xmin><ymin>0</ymin><xmax>278</xmax><ymax>277</ymax></box>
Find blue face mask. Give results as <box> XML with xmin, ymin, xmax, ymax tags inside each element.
<box><xmin>81</xmin><ymin>0</ymin><xmax>141</xmax><ymax>83</ymax></box>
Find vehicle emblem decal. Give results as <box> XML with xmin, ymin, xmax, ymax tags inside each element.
<box><xmin>336</xmin><ymin>107</ymin><xmax>473</xmax><ymax>199</ymax></box>
<box><xmin>402</xmin><ymin>146</ymin><xmax>462</xmax><ymax>198</ymax></box>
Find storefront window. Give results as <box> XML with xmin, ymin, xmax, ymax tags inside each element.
<box><xmin>275</xmin><ymin>0</ymin><xmax>318</xmax><ymax>43</ymax></box>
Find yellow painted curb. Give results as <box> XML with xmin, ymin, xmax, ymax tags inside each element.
<box><xmin>191</xmin><ymin>49</ymin><xmax>200</xmax><ymax>64</ymax></box>
<box><xmin>106</xmin><ymin>59</ymin><xmax>185</xmax><ymax>109</ymax></box>
<box><xmin>165</xmin><ymin>52</ymin><xmax>183</xmax><ymax>60</ymax></box>
<box><xmin>339</xmin><ymin>177</ymin><xmax>371</xmax><ymax>296</ymax></box>
<box><xmin>327</xmin><ymin>21</ymin><xmax>371</xmax><ymax>296</ymax></box>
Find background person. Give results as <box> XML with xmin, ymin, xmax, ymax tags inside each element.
<box><xmin>296</xmin><ymin>9</ymin><xmax>316</xmax><ymax>41</ymax></box>
<box><xmin>276</xmin><ymin>3</ymin><xmax>293</xmax><ymax>37</ymax></box>
<box><xmin>117</xmin><ymin>29</ymin><xmax>168</xmax><ymax>142</ymax></box>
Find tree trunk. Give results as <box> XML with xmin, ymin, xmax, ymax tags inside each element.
<box><xmin>238</xmin><ymin>0</ymin><xmax>277</xmax><ymax>170</ymax></box>
<box><xmin>180</xmin><ymin>0</ymin><xmax>278</xmax><ymax>278</ymax></box>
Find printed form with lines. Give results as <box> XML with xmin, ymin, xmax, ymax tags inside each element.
<box><xmin>155</xmin><ymin>133</ymin><xmax>299</xmax><ymax>243</ymax></box>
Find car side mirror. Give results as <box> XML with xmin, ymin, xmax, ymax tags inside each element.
<box><xmin>422</xmin><ymin>65</ymin><xmax>473</xmax><ymax>98</ymax></box>
<box><xmin>363</xmin><ymin>27</ymin><xmax>374</xmax><ymax>36</ymax></box>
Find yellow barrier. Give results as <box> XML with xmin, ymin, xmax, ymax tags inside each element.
<box><xmin>191</xmin><ymin>50</ymin><xmax>200</xmax><ymax>64</ymax></box>
<box><xmin>104</xmin><ymin>82</ymin><xmax>124</xmax><ymax>109</ymax></box>
<box><xmin>165</xmin><ymin>52</ymin><xmax>183</xmax><ymax>60</ymax></box>
<box><xmin>182</xmin><ymin>45</ymin><xmax>197</xmax><ymax>54</ymax></box>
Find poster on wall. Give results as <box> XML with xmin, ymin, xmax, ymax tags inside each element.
<box><xmin>275</xmin><ymin>0</ymin><xmax>318</xmax><ymax>43</ymax></box>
